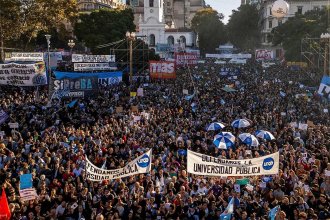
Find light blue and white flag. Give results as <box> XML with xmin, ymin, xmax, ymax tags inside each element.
<box><xmin>0</xmin><ymin>110</ymin><xmax>9</xmax><ymax>125</ymax></box>
<box><xmin>269</xmin><ymin>205</ymin><xmax>280</xmax><ymax>220</ymax></box>
<box><xmin>279</xmin><ymin>91</ymin><xmax>286</xmax><ymax>97</ymax></box>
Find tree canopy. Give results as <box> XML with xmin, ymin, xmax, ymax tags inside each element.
<box><xmin>74</xmin><ymin>8</ymin><xmax>136</xmax><ymax>54</ymax></box>
<box><xmin>226</xmin><ymin>4</ymin><xmax>260</xmax><ymax>51</ymax></box>
<box><xmin>191</xmin><ymin>8</ymin><xmax>227</xmax><ymax>55</ymax></box>
<box><xmin>0</xmin><ymin>0</ymin><xmax>78</xmax><ymax>60</ymax></box>
<box><xmin>272</xmin><ymin>8</ymin><xmax>329</xmax><ymax>61</ymax></box>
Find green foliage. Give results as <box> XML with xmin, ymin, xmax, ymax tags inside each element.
<box><xmin>226</xmin><ymin>5</ymin><xmax>260</xmax><ymax>51</ymax></box>
<box><xmin>0</xmin><ymin>0</ymin><xmax>78</xmax><ymax>53</ymax></box>
<box><xmin>74</xmin><ymin>8</ymin><xmax>136</xmax><ymax>54</ymax></box>
<box><xmin>191</xmin><ymin>8</ymin><xmax>227</xmax><ymax>55</ymax></box>
<box><xmin>272</xmin><ymin>9</ymin><xmax>329</xmax><ymax>61</ymax></box>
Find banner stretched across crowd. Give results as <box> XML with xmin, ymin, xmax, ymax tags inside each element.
<box><xmin>187</xmin><ymin>150</ymin><xmax>279</xmax><ymax>177</ymax></box>
<box><xmin>85</xmin><ymin>150</ymin><xmax>152</xmax><ymax>181</ymax></box>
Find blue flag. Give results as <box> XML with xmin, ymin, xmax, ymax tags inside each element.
<box><xmin>220</xmin><ymin>213</ymin><xmax>232</xmax><ymax>220</ymax></box>
<box><xmin>269</xmin><ymin>205</ymin><xmax>280</xmax><ymax>220</ymax></box>
<box><xmin>67</xmin><ymin>100</ymin><xmax>78</xmax><ymax>108</ymax></box>
<box><xmin>185</xmin><ymin>92</ymin><xmax>195</xmax><ymax>101</ymax></box>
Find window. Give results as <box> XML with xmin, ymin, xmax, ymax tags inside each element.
<box><xmin>313</xmin><ymin>6</ymin><xmax>319</xmax><ymax>11</ymax></box>
<box><xmin>167</xmin><ymin>1</ymin><xmax>170</xmax><ymax>6</ymax></box>
<box><xmin>179</xmin><ymin>36</ymin><xmax>186</xmax><ymax>45</ymax></box>
<box><xmin>269</xmin><ymin>7</ymin><xmax>272</xmax><ymax>16</ymax></box>
<box><xmin>278</xmin><ymin>19</ymin><xmax>282</xmax><ymax>26</ymax></box>
<box><xmin>149</xmin><ymin>34</ymin><xmax>155</xmax><ymax>46</ymax></box>
<box><xmin>167</xmin><ymin>8</ymin><xmax>171</xmax><ymax>13</ymax></box>
<box><xmin>167</xmin><ymin>36</ymin><xmax>174</xmax><ymax>45</ymax></box>
<box><xmin>297</xmin><ymin>6</ymin><xmax>303</xmax><ymax>14</ymax></box>
<box><xmin>149</xmin><ymin>0</ymin><xmax>154</xmax><ymax>7</ymax></box>
<box><xmin>268</xmin><ymin>20</ymin><xmax>272</xmax><ymax>29</ymax></box>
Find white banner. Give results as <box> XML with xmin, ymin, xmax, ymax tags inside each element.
<box><xmin>19</xmin><ymin>188</ymin><xmax>38</xmax><ymax>202</ymax></box>
<box><xmin>206</xmin><ymin>54</ymin><xmax>252</xmax><ymax>59</ymax></box>
<box><xmin>74</xmin><ymin>63</ymin><xmax>117</xmax><ymax>71</ymax></box>
<box><xmin>5</xmin><ymin>52</ymin><xmax>44</xmax><ymax>62</ymax></box>
<box><xmin>72</xmin><ymin>54</ymin><xmax>115</xmax><ymax>63</ymax></box>
<box><xmin>0</xmin><ymin>62</ymin><xmax>47</xmax><ymax>86</ymax></box>
<box><xmin>85</xmin><ymin>150</ymin><xmax>152</xmax><ymax>181</ymax></box>
<box><xmin>187</xmin><ymin>150</ymin><xmax>279</xmax><ymax>177</ymax></box>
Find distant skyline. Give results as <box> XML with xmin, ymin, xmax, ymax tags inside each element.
<box><xmin>205</xmin><ymin>0</ymin><xmax>241</xmax><ymax>24</ymax></box>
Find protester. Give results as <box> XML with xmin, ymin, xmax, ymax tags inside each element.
<box><xmin>0</xmin><ymin>59</ymin><xmax>329</xmax><ymax>220</ymax></box>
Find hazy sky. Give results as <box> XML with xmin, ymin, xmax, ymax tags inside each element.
<box><xmin>205</xmin><ymin>0</ymin><xmax>241</xmax><ymax>24</ymax></box>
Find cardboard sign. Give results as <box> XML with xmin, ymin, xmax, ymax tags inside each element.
<box><xmin>130</xmin><ymin>92</ymin><xmax>137</xmax><ymax>97</ymax></box>
<box><xmin>131</xmin><ymin>106</ymin><xmax>138</xmax><ymax>112</ymax></box>
<box><xmin>183</xmin><ymin>89</ymin><xmax>189</xmax><ymax>95</ymax></box>
<box><xmin>324</xmin><ymin>109</ymin><xmax>329</xmax><ymax>113</ymax></box>
<box><xmin>116</xmin><ymin>107</ymin><xmax>123</xmax><ymax>113</ymax></box>
<box><xmin>8</xmin><ymin>122</ymin><xmax>19</xmax><ymax>129</ymax></box>
<box><xmin>234</xmin><ymin>184</ymin><xmax>241</xmax><ymax>193</ymax></box>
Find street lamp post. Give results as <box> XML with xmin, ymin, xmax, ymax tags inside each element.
<box><xmin>68</xmin><ymin>39</ymin><xmax>75</xmax><ymax>56</ymax></box>
<box><xmin>321</xmin><ymin>32</ymin><xmax>330</xmax><ymax>76</ymax></box>
<box><xmin>126</xmin><ymin>31</ymin><xmax>136</xmax><ymax>85</ymax></box>
<box><xmin>45</xmin><ymin>35</ymin><xmax>51</xmax><ymax>81</ymax></box>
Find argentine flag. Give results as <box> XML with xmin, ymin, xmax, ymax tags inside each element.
<box><xmin>269</xmin><ymin>205</ymin><xmax>280</xmax><ymax>220</ymax></box>
<box><xmin>220</xmin><ymin>197</ymin><xmax>234</xmax><ymax>220</ymax></box>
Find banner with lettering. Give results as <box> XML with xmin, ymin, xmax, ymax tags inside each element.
<box><xmin>74</xmin><ymin>63</ymin><xmax>117</xmax><ymax>71</ymax></box>
<box><xmin>149</xmin><ymin>61</ymin><xmax>176</xmax><ymax>79</ymax></box>
<box><xmin>318</xmin><ymin>76</ymin><xmax>330</xmax><ymax>100</ymax></box>
<box><xmin>206</xmin><ymin>54</ymin><xmax>252</xmax><ymax>59</ymax></box>
<box><xmin>0</xmin><ymin>62</ymin><xmax>47</xmax><ymax>86</ymax></box>
<box><xmin>85</xmin><ymin>150</ymin><xmax>152</xmax><ymax>181</ymax></box>
<box><xmin>5</xmin><ymin>52</ymin><xmax>44</xmax><ymax>62</ymax></box>
<box><xmin>72</xmin><ymin>54</ymin><xmax>115</xmax><ymax>63</ymax></box>
<box><xmin>255</xmin><ymin>49</ymin><xmax>274</xmax><ymax>60</ymax></box>
<box><xmin>187</xmin><ymin>150</ymin><xmax>279</xmax><ymax>177</ymax></box>
<box><xmin>175</xmin><ymin>53</ymin><xmax>198</xmax><ymax>66</ymax></box>
<box><xmin>54</xmin><ymin>71</ymin><xmax>122</xmax><ymax>87</ymax></box>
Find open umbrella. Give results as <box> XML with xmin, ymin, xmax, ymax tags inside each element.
<box><xmin>206</xmin><ymin>122</ymin><xmax>225</xmax><ymax>131</ymax></box>
<box><xmin>238</xmin><ymin>133</ymin><xmax>259</xmax><ymax>147</ymax></box>
<box><xmin>255</xmin><ymin>130</ymin><xmax>275</xmax><ymax>141</ymax></box>
<box><xmin>213</xmin><ymin>132</ymin><xmax>235</xmax><ymax>149</ymax></box>
<box><xmin>231</xmin><ymin>119</ymin><xmax>251</xmax><ymax>128</ymax></box>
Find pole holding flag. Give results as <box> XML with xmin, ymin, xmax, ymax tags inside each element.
<box><xmin>0</xmin><ymin>188</ymin><xmax>11</xmax><ymax>220</ymax></box>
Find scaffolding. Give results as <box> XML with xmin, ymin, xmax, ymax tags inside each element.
<box><xmin>301</xmin><ymin>37</ymin><xmax>325</xmax><ymax>71</ymax></box>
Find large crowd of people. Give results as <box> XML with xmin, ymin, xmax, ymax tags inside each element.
<box><xmin>0</xmin><ymin>60</ymin><xmax>329</xmax><ymax>220</ymax></box>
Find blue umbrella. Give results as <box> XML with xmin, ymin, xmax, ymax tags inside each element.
<box><xmin>238</xmin><ymin>133</ymin><xmax>259</xmax><ymax>147</ymax></box>
<box><xmin>231</xmin><ymin>119</ymin><xmax>251</xmax><ymax>128</ymax></box>
<box><xmin>207</xmin><ymin>122</ymin><xmax>225</xmax><ymax>131</ymax></box>
<box><xmin>213</xmin><ymin>132</ymin><xmax>235</xmax><ymax>149</ymax></box>
<box><xmin>255</xmin><ymin>130</ymin><xmax>275</xmax><ymax>141</ymax></box>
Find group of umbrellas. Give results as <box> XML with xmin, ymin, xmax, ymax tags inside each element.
<box><xmin>207</xmin><ymin>119</ymin><xmax>275</xmax><ymax>149</ymax></box>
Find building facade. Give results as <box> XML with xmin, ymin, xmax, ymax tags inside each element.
<box><xmin>131</xmin><ymin>0</ymin><xmax>204</xmax><ymax>29</ymax></box>
<box><xmin>259</xmin><ymin>0</ymin><xmax>328</xmax><ymax>56</ymax></box>
<box><xmin>138</xmin><ymin>0</ymin><xmax>197</xmax><ymax>58</ymax></box>
<box><xmin>77</xmin><ymin>0</ymin><xmax>126</xmax><ymax>12</ymax></box>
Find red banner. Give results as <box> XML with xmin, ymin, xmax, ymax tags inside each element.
<box><xmin>255</xmin><ymin>49</ymin><xmax>273</xmax><ymax>60</ymax></box>
<box><xmin>0</xmin><ymin>189</ymin><xmax>11</xmax><ymax>220</ymax></box>
<box><xmin>174</xmin><ymin>53</ymin><xmax>198</xmax><ymax>66</ymax></box>
<box><xmin>149</xmin><ymin>61</ymin><xmax>176</xmax><ymax>79</ymax></box>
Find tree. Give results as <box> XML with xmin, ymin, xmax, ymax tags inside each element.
<box><xmin>272</xmin><ymin>8</ymin><xmax>329</xmax><ymax>61</ymax></box>
<box><xmin>191</xmin><ymin>8</ymin><xmax>227</xmax><ymax>55</ymax></box>
<box><xmin>74</xmin><ymin>8</ymin><xmax>136</xmax><ymax>54</ymax></box>
<box><xmin>226</xmin><ymin>5</ymin><xmax>260</xmax><ymax>51</ymax></box>
<box><xmin>0</xmin><ymin>0</ymin><xmax>78</xmax><ymax>59</ymax></box>
<box><xmin>0</xmin><ymin>0</ymin><xmax>21</xmax><ymax>61</ymax></box>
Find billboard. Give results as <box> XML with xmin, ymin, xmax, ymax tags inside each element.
<box><xmin>255</xmin><ymin>49</ymin><xmax>274</xmax><ymax>60</ymax></box>
<box><xmin>5</xmin><ymin>52</ymin><xmax>44</xmax><ymax>62</ymax></box>
<box><xmin>72</xmin><ymin>54</ymin><xmax>115</xmax><ymax>63</ymax></box>
<box><xmin>74</xmin><ymin>63</ymin><xmax>117</xmax><ymax>71</ymax></box>
<box><xmin>175</xmin><ymin>52</ymin><xmax>198</xmax><ymax>66</ymax></box>
<box><xmin>149</xmin><ymin>61</ymin><xmax>176</xmax><ymax>79</ymax></box>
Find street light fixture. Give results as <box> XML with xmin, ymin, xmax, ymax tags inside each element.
<box><xmin>126</xmin><ymin>31</ymin><xmax>136</xmax><ymax>85</ymax></box>
<box><xmin>45</xmin><ymin>34</ymin><xmax>51</xmax><ymax>86</ymax></box>
<box><xmin>68</xmin><ymin>39</ymin><xmax>75</xmax><ymax>55</ymax></box>
<box><xmin>321</xmin><ymin>32</ymin><xmax>330</xmax><ymax>76</ymax></box>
